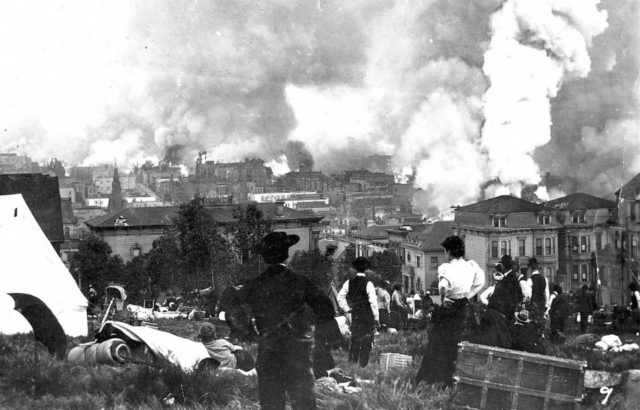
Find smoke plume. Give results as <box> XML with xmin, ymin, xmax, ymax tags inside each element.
<box><xmin>0</xmin><ymin>0</ymin><xmax>635</xmax><ymax>215</ymax></box>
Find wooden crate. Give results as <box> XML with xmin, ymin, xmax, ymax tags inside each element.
<box><xmin>379</xmin><ymin>353</ymin><xmax>413</xmax><ymax>370</ymax></box>
<box><xmin>451</xmin><ymin>342</ymin><xmax>586</xmax><ymax>410</ymax></box>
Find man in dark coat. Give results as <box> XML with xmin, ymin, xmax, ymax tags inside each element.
<box><xmin>337</xmin><ymin>257</ymin><xmax>379</xmax><ymax>367</ymax></box>
<box><xmin>235</xmin><ymin>232</ymin><xmax>336</xmax><ymax>410</ymax></box>
<box><xmin>549</xmin><ymin>285</ymin><xmax>570</xmax><ymax>342</ymax></box>
<box><xmin>576</xmin><ymin>284</ymin><xmax>595</xmax><ymax>332</ymax></box>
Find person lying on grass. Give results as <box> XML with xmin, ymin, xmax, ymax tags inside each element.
<box><xmin>198</xmin><ymin>322</ymin><xmax>255</xmax><ymax>374</ymax></box>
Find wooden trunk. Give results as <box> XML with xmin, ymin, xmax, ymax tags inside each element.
<box><xmin>451</xmin><ymin>342</ymin><xmax>586</xmax><ymax>410</ymax></box>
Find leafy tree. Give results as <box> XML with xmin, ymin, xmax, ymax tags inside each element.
<box><xmin>335</xmin><ymin>244</ymin><xmax>357</xmax><ymax>285</ymax></box>
<box><xmin>289</xmin><ymin>248</ymin><xmax>334</xmax><ymax>289</ymax></box>
<box><xmin>70</xmin><ymin>235</ymin><xmax>123</xmax><ymax>294</ymax></box>
<box><xmin>227</xmin><ymin>203</ymin><xmax>273</xmax><ymax>261</ymax></box>
<box><xmin>370</xmin><ymin>250</ymin><xmax>402</xmax><ymax>284</ymax></box>
<box><xmin>145</xmin><ymin>234</ymin><xmax>182</xmax><ymax>298</ymax></box>
<box><xmin>120</xmin><ymin>255</ymin><xmax>149</xmax><ymax>303</ymax></box>
<box><xmin>173</xmin><ymin>196</ymin><xmax>229</xmax><ymax>290</ymax></box>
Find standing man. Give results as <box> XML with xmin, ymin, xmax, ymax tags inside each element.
<box><xmin>576</xmin><ymin>284</ymin><xmax>595</xmax><ymax>333</ymax></box>
<box><xmin>526</xmin><ymin>258</ymin><xmax>549</xmax><ymax>311</ymax></box>
<box><xmin>338</xmin><ymin>257</ymin><xmax>379</xmax><ymax>367</ymax></box>
<box><xmin>376</xmin><ymin>280</ymin><xmax>391</xmax><ymax>332</ymax></box>
<box><xmin>235</xmin><ymin>232</ymin><xmax>336</xmax><ymax>410</ymax></box>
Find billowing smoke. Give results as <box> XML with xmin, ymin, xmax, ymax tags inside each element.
<box><xmin>481</xmin><ymin>0</ymin><xmax>608</xmax><ymax>196</ymax></box>
<box><xmin>0</xmin><ymin>0</ymin><xmax>635</xmax><ymax>214</ymax></box>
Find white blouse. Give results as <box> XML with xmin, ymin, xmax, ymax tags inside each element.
<box><xmin>438</xmin><ymin>258</ymin><xmax>485</xmax><ymax>300</ymax></box>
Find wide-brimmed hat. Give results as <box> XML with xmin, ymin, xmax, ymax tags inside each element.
<box><xmin>527</xmin><ymin>257</ymin><xmax>538</xmax><ymax>268</ymax></box>
<box><xmin>259</xmin><ymin>232</ymin><xmax>300</xmax><ymax>261</ymax></box>
<box><xmin>515</xmin><ymin>309</ymin><xmax>531</xmax><ymax>324</ymax></box>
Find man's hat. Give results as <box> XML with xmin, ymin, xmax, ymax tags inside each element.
<box><xmin>426</xmin><ymin>291</ymin><xmax>430</xmax><ymax>295</ymax></box>
<box><xmin>501</xmin><ymin>255</ymin><xmax>514</xmax><ymax>269</ymax></box>
<box><xmin>527</xmin><ymin>257</ymin><xmax>538</xmax><ymax>268</ymax></box>
<box><xmin>259</xmin><ymin>232</ymin><xmax>300</xmax><ymax>260</ymax></box>
<box><xmin>352</xmin><ymin>256</ymin><xmax>371</xmax><ymax>272</ymax></box>
<box><xmin>515</xmin><ymin>309</ymin><xmax>531</xmax><ymax>324</ymax></box>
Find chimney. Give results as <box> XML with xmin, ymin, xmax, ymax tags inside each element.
<box><xmin>276</xmin><ymin>200</ymin><xmax>285</xmax><ymax>216</ymax></box>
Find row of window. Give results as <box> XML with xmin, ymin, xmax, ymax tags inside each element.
<box><xmin>490</xmin><ymin>238</ymin><xmax>556</xmax><ymax>258</ymax></box>
<box><xmin>492</xmin><ymin>212</ymin><xmax>586</xmax><ymax>228</ymax></box>
<box><xmin>405</xmin><ymin>252</ymin><xmax>441</xmax><ymax>269</ymax></box>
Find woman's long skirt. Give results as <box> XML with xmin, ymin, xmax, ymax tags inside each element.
<box><xmin>415</xmin><ymin>298</ymin><xmax>472</xmax><ymax>387</ymax></box>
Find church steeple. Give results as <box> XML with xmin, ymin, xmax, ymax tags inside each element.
<box><xmin>108</xmin><ymin>166</ymin><xmax>125</xmax><ymax>212</ymax></box>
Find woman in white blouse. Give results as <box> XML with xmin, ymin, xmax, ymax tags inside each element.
<box><xmin>415</xmin><ymin>235</ymin><xmax>485</xmax><ymax>387</ymax></box>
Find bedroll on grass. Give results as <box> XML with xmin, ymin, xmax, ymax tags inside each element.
<box><xmin>68</xmin><ymin>338</ymin><xmax>131</xmax><ymax>365</ymax></box>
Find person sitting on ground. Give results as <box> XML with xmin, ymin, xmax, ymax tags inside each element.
<box><xmin>198</xmin><ymin>322</ymin><xmax>255</xmax><ymax>372</ymax></box>
<box><xmin>510</xmin><ymin>309</ymin><xmax>545</xmax><ymax>355</ymax></box>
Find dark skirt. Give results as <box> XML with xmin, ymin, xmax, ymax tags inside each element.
<box><xmin>415</xmin><ymin>298</ymin><xmax>473</xmax><ymax>387</ymax></box>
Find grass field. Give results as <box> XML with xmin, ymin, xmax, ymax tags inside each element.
<box><xmin>1</xmin><ymin>317</ymin><xmax>639</xmax><ymax>409</ymax></box>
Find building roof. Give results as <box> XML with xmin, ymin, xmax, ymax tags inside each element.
<box><xmin>616</xmin><ymin>172</ymin><xmax>640</xmax><ymax>199</ymax></box>
<box><xmin>457</xmin><ymin>195</ymin><xmax>550</xmax><ymax>214</ymax></box>
<box><xmin>544</xmin><ymin>193</ymin><xmax>616</xmax><ymax>210</ymax></box>
<box><xmin>383</xmin><ymin>212</ymin><xmax>423</xmax><ymax>219</ymax></box>
<box><xmin>86</xmin><ymin>201</ymin><xmax>322</xmax><ymax>229</ymax></box>
<box><xmin>351</xmin><ymin>224</ymin><xmax>394</xmax><ymax>239</ymax></box>
<box><xmin>0</xmin><ymin>174</ymin><xmax>64</xmax><ymax>243</ymax></box>
<box><xmin>418</xmin><ymin>221</ymin><xmax>454</xmax><ymax>251</ymax></box>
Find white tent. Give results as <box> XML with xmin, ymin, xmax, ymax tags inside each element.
<box><xmin>0</xmin><ymin>194</ymin><xmax>87</xmax><ymax>340</ymax></box>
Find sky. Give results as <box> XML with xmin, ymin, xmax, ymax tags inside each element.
<box><xmin>0</xmin><ymin>0</ymin><xmax>638</xmax><ymax>215</ymax></box>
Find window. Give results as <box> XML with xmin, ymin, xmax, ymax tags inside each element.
<box><xmin>573</xmin><ymin>265</ymin><xmax>579</xmax><ymax>281</ymax></box>
<box><xmin>632</xmin><ymin>235</ymin><xmax>638</xmax><ymax>258</ymax></box>
<box><xmin>132</xmin><ymin>245</ymin><xmax>141</xmax><ymax>258</ymax></box>
<box><xmin>493</xmin><ymin>217</ymin><xmax>506</xmax><ymax>227</ymax></box>
<box><xmin>572</xmin><ymin>212</ymin><xmax>585</xmax><ymax>223</ymax></box>
<box><xmin>416</xmin><ymin>256</ymin><xmax>421</xmax><ymax>268</ymax></box>
<box><xmin>581</xmin><ymin>265</ymin><xmax>588</xmax><ymax>282</ymax></box>
<box><xmin>491</xmin><ymin>241</ymin><xmax>498</xmax><ymax>258</ymax></box>
<box><xmin>430</xmin><ymin>257</ymin><xmax>438</xmax><ymax>269</ymax></box>
<box><xmin>552</xmin><ymin>238</ymin><xmax>556</xmax><ymax>254</ymax></box>
<box><xmin>581</xmin><ymin>236</ymin><xmax>587</xmax><ymax>253</ymax></box>
<box><xmin>545</xmin><ymin>267</ymin><xmax>552</xmax><ymax>281</ymax></box>
<box><xmin>536</xmin><ymin>238</ymin><xmax>543</xmax><ymax>256</ymax></box>
<box><xmin>519</xmin><ymin>239</ymin><xmax>525</xmax><ymax>256</ymax></box>
<box><xmin>596</xmin><ymin>234</ymin><xmax>602</xmax><ymax>251</ymax></box>
<box><xmin>430</xmin><ymin>280</ymin><xmax>439</xmax><ymax>296</ymax></box>
<box><xmin>500</xmin><ymin>241</ymin><xmax>507</xmax><ymax>256</ymax></box>
<box><xmin>545</xmin><ymin>238</ymin><xmax>551</xmax><ymax>255</ymax></box>
<box><xmin>538</xmin><ymin>214</ymin><xmax>550</xmax><ymax>225</ymax></box>
<box><xmin>572</xmin><ymin>236</ymin><xmax>579</xmax><ymax>253</ymax></box>
<box><xmin>615</xmin><ymin>232</ymin><xmax>620</xmax><ymax>249</ymax></box>
<box><xmin>407</xmin><ymin>253</ymin><xmax>411</xmax><ymax>263</ymax></box>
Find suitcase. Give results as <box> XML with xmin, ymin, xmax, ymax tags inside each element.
<box><xmin>451</xmin><ymin>342</ymin><xmax>587</xmax><ymax>410</ymax></box>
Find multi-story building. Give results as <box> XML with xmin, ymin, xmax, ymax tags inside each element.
<box><xmin>0</xmin><ymin>153</ymin><xmax>40</xmax><ymax>174</ymax></box>
<box><xmin>452</xmin><ymin>195</ymin><xmax>561</xmax><ymax>288</ymax></box>
<box><xmin>382</xmin><ymin>212</ymin><xmax>423</xmax><ymax>225</ymax></box>
<box><xmin>544</xmin><ymin>193</ymin><xmax>618</xmax><ymax>304</ymax></box>
<box><xmin>613</xmin><ymin>172</ymin><xmax>640</xmax><ymax>305</ymax></box>
<box><xmin>284</xmin><ymin>171</ymin><xmax>324</xmax><ymax>192</ymax></box>
<box><xmin>348</xmin><ymin>170</ymin><xmax>395</xmax><ymax>192</ymax></box>
<box><xmin>195</xmin><ymin>157</ymin><xmax>273</xmax><ymax>186</ymax></box>
<box><xmin>352</xmin><ymin>225</ymin><xmax>393</xmax><ymax>258</ymax></box>
<box><xmin>399</xmin><ymin>221</ymin><xmax>453</xmax><ymax>295</ymax></box>
<box><xmin>86</xmin><ymin>201</ymin><xmax>322</xmax><ymax>263</ymax></box>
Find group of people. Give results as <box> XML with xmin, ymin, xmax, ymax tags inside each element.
<box><xmin>176</xmin><ymin>230</ymin><xmax>640</xmax><ymax>410</ymax></box>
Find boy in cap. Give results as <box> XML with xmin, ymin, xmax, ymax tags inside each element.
<box><xmin>234</xmin><ymin>232</ymin><xmax>336</xmax><ymax>410</ymax></box>
<box><xmin>338</xmin><ymin>256</ymin><xmax>379</xmax><ymax>367</ymax></box>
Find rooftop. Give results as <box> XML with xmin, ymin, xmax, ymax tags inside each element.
<box><xmin>545</xmin><ymin>193</ymin><xmax>616</xmax><ymax>210</ymax></box>
<box><xmin>457</xmin><ymin>195</ymin><xmax>550</xmax><ymax>214</ymax></box>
